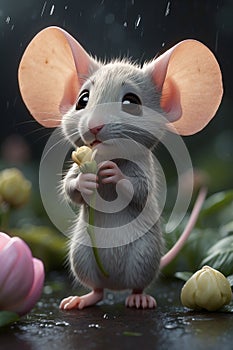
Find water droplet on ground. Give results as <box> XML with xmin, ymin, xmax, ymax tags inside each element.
<box><xmin>55</xmin><ymin>321</ymin><xmax>70</xmax><ymax>327</ymax></box>
<box><xmin>88</xmin><ymin>324</ymin><xmax>101</xmax><ymax>329</ymax></box>
<box><xmin>164</xmin><ymin>323</ymin><xmax>179</xmax><ymax>330</ymax></box>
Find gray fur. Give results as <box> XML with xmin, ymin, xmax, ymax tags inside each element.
<box><xmin>62</xmin><ymin>59</ymin><xmax>166</xmax><ymax>292</ymax></box>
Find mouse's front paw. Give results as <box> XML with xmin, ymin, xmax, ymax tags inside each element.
<box><xmin>75</xmin><ymin>172</ymin><xmax>99</xmax><ymax>195</ymax></box>
<box><xmin>98</xmin><ymin>161</ymin><xmax>125</xmax><ymax>184</ymax></box>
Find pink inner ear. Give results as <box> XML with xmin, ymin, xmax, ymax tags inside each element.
<box><xmin>60</xmin><ymin>72</ymin><xmax>79</xmax><ymax>115</ymax></box>
<box><xmin>160</xmin><ymin>77</ymin><xmax>182</xmax><ymax>122</ymax></box>
<box><xmin>18</xmin><ymin>27</ymin><xmax>93</xmax><ymax>127</ymax></box>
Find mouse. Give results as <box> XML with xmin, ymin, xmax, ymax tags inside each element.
<box><xmin>18</xmin><ymin>26</ymin><xmax>223</xmax><ymax>309</ymax></box>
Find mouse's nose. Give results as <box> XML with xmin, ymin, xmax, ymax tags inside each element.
<box><xmin>89</xmin><ymin>124</ymin><xmax>104</xmax><ymax>135</ymax></box>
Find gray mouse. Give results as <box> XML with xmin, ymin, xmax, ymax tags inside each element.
<box><xmin>18</xmin><ymin>26</ymin><xmax>223</xmax><ymax>309</ymax></box>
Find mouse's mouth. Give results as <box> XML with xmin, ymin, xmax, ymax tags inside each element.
<box><xmin>90</xmin><ymin>140</ymin><xmax>102</xmax><ymax>148</ymax></box>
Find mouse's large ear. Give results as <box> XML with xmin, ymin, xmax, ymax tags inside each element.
<box><xmin>18</xmin><ymin>27</ymin><xmax>99</xmax><ymax>127</ymax></box>
<box><xmin>145</xmin><ymin>40</ymin><xmax>223</xmax><ymax>135</ymax></box>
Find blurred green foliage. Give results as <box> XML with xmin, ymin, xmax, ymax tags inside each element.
<box><xmin>163</xmin><ymin>189</ymin><xmax>233</xmax><ymax>277</ymax></box>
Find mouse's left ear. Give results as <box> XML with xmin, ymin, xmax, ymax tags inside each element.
<box><xmin>145</xmin><ymin>40</ymin><xmax>223</xmax><ymax>135</ymax></box>
<box><xmin>18</xmin><ymin>27</ymin><xmax>99</xmax><ymax>127</ymax></box>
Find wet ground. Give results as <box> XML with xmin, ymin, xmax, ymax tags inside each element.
<box><xmin>1</xmin><ymin>274</ymin><xmax>233</xmax><ymax>350</ymax></box>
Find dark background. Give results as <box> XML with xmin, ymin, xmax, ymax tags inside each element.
<box><xmin>0</xmin><ymin>0</ymin><xmax>232</xmax><ymax>190</ymax></box>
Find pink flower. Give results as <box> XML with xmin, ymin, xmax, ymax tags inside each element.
<box><xmin>0</xmin><ymin>232</ymin><xmax>44</xmax><ymax>316</ymax></box>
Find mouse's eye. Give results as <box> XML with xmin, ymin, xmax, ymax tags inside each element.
<box><xmin>122</xmin><ymin>93</ymin><xmax>142</xmax><ymax>116</ymax></box>
<box><xmin>76</xmin><ymin>90</ymin><xmax>89</xmax><ymax>110</ymax></box>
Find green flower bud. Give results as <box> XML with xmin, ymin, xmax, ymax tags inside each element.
<box><xmin>72</xmin><ymin>146</ymin><xmax>97</xmax><ymax>174</ymax></box>
<box><xmin>0</xmin><ymin>168</ymin><xmax>31</xmax><ymax>208</ymax></box>
<box><xmin>181</xmin><ymin>265</ymin><xmax>232</xmax><ymax>311</ymax></box>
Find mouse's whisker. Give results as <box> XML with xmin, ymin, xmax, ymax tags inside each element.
<box><xmin>23</xmin><ymin>126</ymin><xmax>51</xmax><ymax>137</ymax></box>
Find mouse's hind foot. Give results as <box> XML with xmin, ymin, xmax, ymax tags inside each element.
<box><xmin>59</xmin><ymin>289</ymin><xmax>103</xmax><ymax>310</ymax></box>
<box><xmin>125</xmin><ymin>290</ymin><xmax>157</xmax><ymax>309</ymax></box>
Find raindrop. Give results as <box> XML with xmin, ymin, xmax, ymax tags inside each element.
<box><xmin>162</xmin><ymin>42</ymin><xmax>165</xmax><ymax>47</ymax></box>
<box><xmin>11</xmin><ymin>24</ymin><xmax>14</xmax><ymax>31</ymax></box>
<box><xmin>39</xmin><ymin>322</ymin><xmax>53</xmax><ymax>328</ymax></box>
<box><xmin>6</xmin><ymin>16</ymin><xmax>10</xmax><ymax>24</ymax></box>
<box><xmin>165</xmin><ymin>1</ymin><xmax>171</xmax><ymax>16</ymax></box>
<box><xmin>164</xmin><ymin>323</ymin><xmax>179</xmax><ymax>330</ymax></box>
<box><xmin>123</xmin><ymin>21</ymin><xmax>128</xmax><ymax>28</ymax></box>
<box><xmin>41</xmin><ymin>2</ymin><xmax>47</xmax><ymax>17</ymax></box>
<box><xmin>103</xmin><ymin>313</ymin><xmax>109</xmax><ymax>319</ymax></box>
<box><xmin>135</xmin><ymin>15</ymin><xmax>141</xmax><ymax>28</ymax></box>
<box><xmin>55</xmin><ymin>321</ymin><xmax>70</xmax><ymax>327</ymax></box>
<box><xmin>132</xmin><ymin>0</ymin><xmax>135</xmax><ymax>4</ymax></box>
<box><xmin>88</xmin><ymin>324</ymin><xmax>101</xmax><ymax>329</ymax></box>
<box><xmin>50</xmin><ymin>4</ymin><xmax>55</xmax><ymax>16</ymax></box>
<box><xmin>64</xmin><ymin>5</ymin><xmax>68</xmax><ymax>10</ymax></box>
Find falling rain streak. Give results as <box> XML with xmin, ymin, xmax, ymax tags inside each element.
<box><xmin>50</xmin><ymin>5</ymin><xmax>55</xmax><ymax>16</ymax></box>
<box><xmin>135</xmin><ymin>15</ymin><xmax>141</xmax><ymax>28</ymax></box>
<box><xmin>41</xmin><ymin>2</ymin><xmax>47</xmax><ymax>17</ymax></box>
<box><xmin>165</xmin><ymin>1</ymin><xmax>171</xmax><ymax>16</ymax></box>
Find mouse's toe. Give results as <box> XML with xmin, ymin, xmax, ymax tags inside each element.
<box><xmin>60</xmin><ymin>289</ymin><xmax>104</xmax><ymax>310</ymax></box>
<box><xmin>125</xmin><ymin>293</ymin><xmax>157</xmax><ymax>309</ymax></box>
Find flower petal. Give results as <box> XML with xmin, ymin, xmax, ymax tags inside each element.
<box><xmin>0</xmin><ymin>238</ymin><xmax>19</xmax><ymax>290</ymax></box>
<box><xmin>10</xmin><ymin>258</ymin><xmax>45</xmax><ymax>315</ymax></box>
<box><xmin>0</xmin><ymin>232</ymin><xmax>11</xmax><ymax>250</ymax></box>
<box><xmin>0</xmin><ymin>237</ymin><xmax>34</xmax><ymax>308</ymax></box>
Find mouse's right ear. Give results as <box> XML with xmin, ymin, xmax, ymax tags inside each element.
<box><xmin>18</xmin><ymin>27</ymin><xmax>99</xmax><ymax>127</ymax></box>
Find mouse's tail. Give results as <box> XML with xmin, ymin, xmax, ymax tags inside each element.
<box><xmin>160</xmin><ymin>186</ymin><xmax>207</xmax><ymax>270</ymax></box>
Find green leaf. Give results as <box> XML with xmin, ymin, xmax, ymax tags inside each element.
<box><xmin>0</xmin><ymin>311</ymin><xmax>19</xmax><ymax>327</ymax></box>
<box><xmin>199</xmin><ymin>190</ymin><xmax>233</xmax><ymax>220</ymax></box>
<box><xmin>220</xmin><ymin>221</ymin><xmax>233</xmax><ymax>237</ymax></box>
<box><xmin>207</xmin><ymin>235</ymin><xmax>233</xmax><ymax>255</ymax></box>
<box><xmin>174</xmin><ymin>271</ymin><xmax>193</xmax><ymax>282</ymax></box>
<box><xmin>200</xmin><ymin>236</ymin><xmax>233</xmax><ymax>276</ymax></box>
